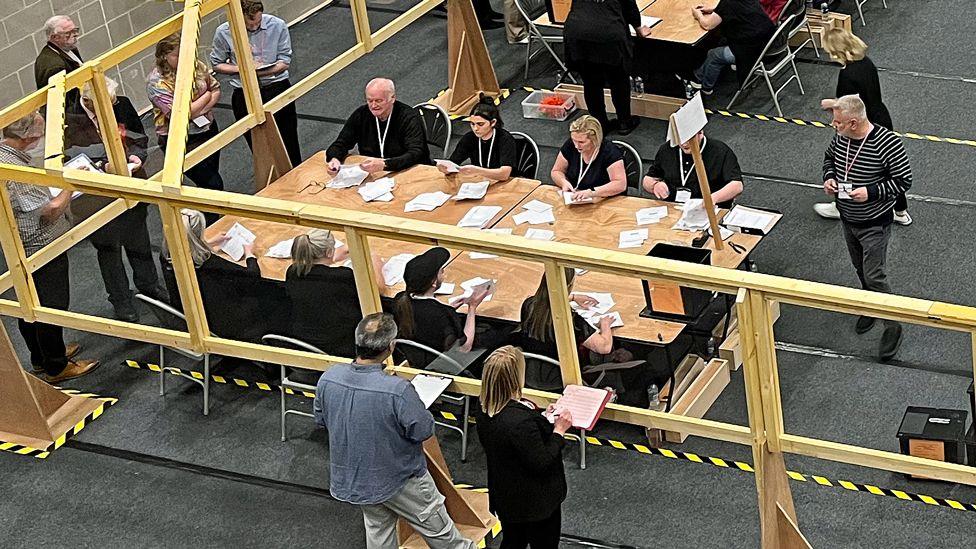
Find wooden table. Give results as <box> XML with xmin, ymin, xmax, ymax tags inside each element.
<box><xmin>440</xmin><ymin>185</ymin><xmax>773</xmax><ymax>343</ymax></box>
<box><xmin>533</xmin><ymin>0</ymin><xmax>715</xmax><ymax>45</ymax></box>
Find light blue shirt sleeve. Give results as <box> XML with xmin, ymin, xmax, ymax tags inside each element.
<box><xmin>210</xmin><ymin>23</ymin><xmax>233</xmax><ymax>68</ymax></box>
<box><xmin>395</xmin><ymin>384</ymin><xmax>435</xmax><ymax>443</ymax></box>
<box><xmin>313</xmin><ymin>381</ymin><xmax>329</xmax><ymax>428</ymax></box>
<box><xmin>274</xmin><ymin>19</ymin><xmax>292</xmax><ymax>65</ymax></box>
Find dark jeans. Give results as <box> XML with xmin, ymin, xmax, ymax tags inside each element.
<box><xmin>231</xmin><ymin>80</ymin><xmax>302</xmax><ymax>168</ymax></box>
<box><xmin>577</xmin><ymin>62</ymin><xmax>632</xmax><ymax>127</ymax></box>
<box><xmin>500</xmin><ymin>508</ymin><xmax>561</xmax><ymax>549</ymax></box>
<box><xmin>842</xmin><ymin>222</ymin><xmax>899</xmax><ymax>328</ymax></box>
<box><xmin>159</xmin><ymin>122</ymin><xmax>225</xmax><ymax>192</ymax></box>
<box><xmin>18</xmin><ymin>253</ymin><xmax>69</xmax><ymax>375</ymax></box>
<box><xmin>88</xmin><ymin>203</ymin><xmax>159</xmax><ymax>309</ymax></box>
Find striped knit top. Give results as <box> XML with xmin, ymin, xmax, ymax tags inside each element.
<box><xmin>822</xmin><ymin>125</ymin><xmax>912</xmax><ymax>226</ymax></box>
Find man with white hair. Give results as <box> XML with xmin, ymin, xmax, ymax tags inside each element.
<box><xmin>1</xmin><ymin>112</ymin><xmax>100</xmax><ymax>382</ymax></box>
<box><xmin>325</xmin><ymin>78</ymin><xmax>431</xmax><ymax>174</ymax></box>
<box><xmin>34</xmin><ymin>15</ymin><xmax>84</xmax><ymax>111</ymax></box>
<box><xmin>822</xmin><ymin>94</ymin><xmax>912</xmax><ymax>362</ymax></box>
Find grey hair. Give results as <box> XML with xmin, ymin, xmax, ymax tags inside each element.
<box><xmin>2</xmin><ymin>112</ymin><xmax>44</xmax><ymax>140</ymax></box>
<box><xmin>44</xmin><ymin>15</ymin><xmax>73</xmax><ymax>38</ymax></box>
<box><xmin>81</xmin><ymin>76</ymin><xmax>119</xmax><ymax>104</ymax></box>
<box><xmin>161</xmin><ymin>209</ymin><xmax>212</xmax><ymax>267</ymax></box>
<box><xmin>366</xmin><ymin>78</ymin><xmax>395</xmax><ymax>97</ymax></box>
<box><xmin>355</xmin><ymin>313</ymin><xmax>398</xmax><ymax>359</ymax></box>
<box><xmin>831</xmin><ymin>94</ymin><xmax>868</xmax><ymax>122</ymax></box>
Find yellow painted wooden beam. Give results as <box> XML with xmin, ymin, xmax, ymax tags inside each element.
<box><xmin>159</xmin><ymin>204</ymin><xmax>211</xmax><ymax>352</ymax></box>
<box><xmin>345</xmin><ymin>227</ymin><xmax>384</xmax><ymax>316</ymax></box>
<box><xmin>225</xmin><ymin>0</ymin><xmax>266</xmax><ymax>125</ymax></box>
<box><xmin>89</xmin><ymin>67</ymin><xmax>129</xmax><ymax>177</ymax></box>
<box><xmin>349</xmin><ymin>0</ymin><xmax>374</xmax><ymax>52</ymax></box>
<box><xmin>43</xmin><ymin>73</ymin><xmax>67</xmax><ymax>172</ymax></box>
<box><xmin>160</xmin><ymin>0</ymin><xmax>205</xmax><ymax>189</ymax></box>
<box><xmin>25</xmin><ymin>199</ymin><xmax>129</xmax><ymax>273</ymax></box>
<box><xmin>543</xmin><ymin>259</ymin><xmax>582</xmax><ymax>386</ymax></box>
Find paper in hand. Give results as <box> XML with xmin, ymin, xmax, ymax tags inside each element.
<box><xmin>435</xmin><ymin>159</ymin><xmax>460</xmax><ymax>173</ymax></box>
<box><xmin>563</xmin><ymin>191</ymin><xmax>594</xmax><ymax>205</ymax></box>
<box><xmin>667</xmin><ymin>92</ymin><xmax>707</xmax><ymax>147</ymax></box>
<box><xmin>327</xmin><ymin>165</ymin><xmax>370</xmax><ymax>189</ymax></box>
<box><xmin>411</xmin><ymin>374</ymin><xmax>453</xmax><ymax>409</ymax></box>
<box><xmin>220</xmin><ymin>222</ymin><xmax>256</xmax><ymax>261</ymax></box>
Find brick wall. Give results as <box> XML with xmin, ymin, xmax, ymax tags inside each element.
<box><xmin>0</xmin><ymin>0</ymin><xmax>330</xmax><ymax>112</ymax></box>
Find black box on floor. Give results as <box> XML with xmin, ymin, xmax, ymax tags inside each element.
<box><xmin>896</xmin><ymin>407</ymin><xmax>968</xmax><ymax>476</ymax></box>
<box><xmin>640</xmin><ymin>244</ymin><xmax>713</xmax><ymax>322</ymax></box>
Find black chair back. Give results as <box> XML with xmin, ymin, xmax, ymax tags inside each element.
<box><xmin>510</xmin><ymin>131</ymin><xmax>540</xmax><ymax>179</ymax></box>
<box><xmin>612</xmin><ymin>139</ymin><xmax>644</xmax><ymax>197</ymax></box>
<box><xmin>413</xmin><ymin>103</ymin><xmax>451</xmax><ymax>156</ymax></box>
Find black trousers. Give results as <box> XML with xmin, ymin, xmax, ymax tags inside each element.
<box><xmin>499</xmin><ymin>508</ymin><xmax>561</xmax><ymax>549</ymax></box>
<box><xmin>231</xmin><ymin>79</ymin><xmax>302</xmax><ymax>168</ymax></box>
<box><xmin>88</xmin><ymin>203</ymin><xmax>159</xmax><ymax>309</ymax></box>
<box><xmin>18</xmin><ymin>253</ymin><xmax>69</xmax><ymax>375</ymax></box>
<box><xmin>577</xmin><ymin>62</ymin><xmax>632</xmax><ymax>127</ymax></box>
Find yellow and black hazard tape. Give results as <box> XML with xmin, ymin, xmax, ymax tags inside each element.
<box><xmin>427</xmin><ymin>88</ymin><xmax>513</xmax><ymax>120</ymax></box>
<box><xmin>124</xmin><ymin>360</ymin><xmax>319</xmax><ymax>398</ymax></box>
<box><xmin>454</xmin><ymin>485</ymin><xmax>502</xmax><ymax>548</ymax></box>
<box><xmin>0</xmin><ymin>388</ymin><xmax>117</xmax><ymax>459</ymax></box>
<box><xmin>520</xmin><ymin>86</ymin><xmax>976</xmax><ymax>149</ymax></box>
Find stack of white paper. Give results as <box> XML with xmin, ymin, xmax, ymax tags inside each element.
<box><xmin>265</xmin><ymin>238</ymin><xmax>294</xmax><ymax>258</ymax></box>
<box><xmin>525</xmin><ymin>228</ymin><xmax>555</xmax><ymax>241</ymax></box>
<box><xmin>453</xmin><ymin>181</ymin><xmax>490</xmax><ymax>201</ymax></box>
<box><xmin>618</xmin><ymin>228</ymin><xmax>649</xmax><ymax>249</ymax></box>
<box><xmin>381</xmin><ymin>253</ymin><xmax>415</xmax><ymax>286</ymax></box>
<box><xmin>405</xmin><ymin>191</ymin><xmax>452</xmax><ymax>212</ymax></box>
<box><xmin>563</xmin><ymin>191</ymin><xmax>594</xmax><ymax>205</ymax></box>
<box><xmin>513</xmin><ymin>208</ymin><xmax>556</xmax><ymax>225</ymax></box>
<box><xmin>451</xmin><ymin>277</ymin><xmax>495</xmax><ymax>304</ymax></box>
<box><xmin>722</xmin><ymin>205</ymin><xmax>775</xmax><ymax>231</ymax></box>
<box><xmin>672</xmin><ymin>199</ymin><xmax>714</xmax><ymax>231</ymax></box>
<box><xmin>636</xmin><ymin>206</ymin><xmax>669</xmax><ymax>225</ymax></box>
<box><xmin>457</xmin><ymin>205</ymin><xmax>502</xmax><ymax>228</ymax></box>
<box><xmin>435</xmin><ymin>159</ymin><xmax>460</xmax><ymax>174</ymax></box>
<box><xmin>327</xmin><ymin>165</ymin><xmax>370</xmax><ymax>188</ymax></box>
<box><xmin>220</xmin><ymin>223</ymin><xmax>256</xmax><ymax>261</ymax></box>
<box><xmin>358</xmin><ymin>177</ymin><xmax>395</xmax><ymax>202</ymax></box>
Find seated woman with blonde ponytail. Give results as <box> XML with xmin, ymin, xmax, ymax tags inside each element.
<box><xmin>284</xmin><ymin>229</ymin><xmax>384</xmax><ymax>358</ymax></box>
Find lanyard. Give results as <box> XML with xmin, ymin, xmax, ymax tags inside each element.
<box><xmin>843</xmin><ymin>135</ymin><xmax>868</xmax><ymax>181</ymax></box>
<box><xmin>478</xmin><ymin>130</ymin><xmax>496</xmax><ymax>168</ymax></box>
<box><xmin>576</xmin><ymin>148</ymin><xmax>596</xmax><ymax>189</ymax></box>
<box><xmin>375</xmin><ymin>115</ymin><xmax>391</xmax><ymax>158</ymax></box>
<box><xmin>678</xmin><ymin>136</ymin><xmax>706</xmax><ymax>189</ymax></box>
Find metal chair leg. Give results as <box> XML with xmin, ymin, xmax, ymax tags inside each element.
<box><xmin>806</xmin><ymin>22</ymin><xmax>820</xmax><ymax>58</ymax></box>
<box><xmin>580</xmin><ymin>428</ymin><xmax>587</xmax><ymax>469</ymax></box>
<box><xmin>461</xmin><ymin>395</ymin><xmax>470</xmax><ymax>462</ymax></box>
<box><xmin>763</xmin><ymin>70</ymin><xmax>783</xmax><ymax>117</ymax></box>
<box><xmin>791</xmin><ymin>57</ymin><xmax>805</xmax><ymax>95</ymax></box>
<box><xmin>857</xmin><ymin>0</ymin><xmax>866</xmax><ymax>25</ymax></box>
<box><xmin>202</xmin><ymin>354</ymin><xmax>210</xmax><ymax>416</ymax></box>
<box><xmin>280</xmin><ymin>365</ymin><xmax>287</xmax><ymax>442</ymax></box>
<box><xmin>524</xmin><ymin>39</ymin><xmax>532</xmax><ymax>79</ymax></box>
<box><xmin>158</xmin><ymin>346</ymin><xmax>165</xmax><ymax>396</ymax></box>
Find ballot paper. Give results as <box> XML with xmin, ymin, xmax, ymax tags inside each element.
<box><xmin>672</xmin><ymin>199</ymin><xmax>714</xmax><ymax>231</ymax></box>
<box><xmin>525</xmin><ymin>228</ymin><xmax>555</xmax><ymax>241</ymax></box>
<box><xmin>411</xmin><ymin>374</ymin><xmax>453</xmax><ymax>409</ymax></box>
<box><xmin>56</xmin><ymin>155</ymin><xmax>93</xmax><ymax>198</ymax></box>
<box><xmin>264</xmin><ymin>238</ymin><xmax>294</xmax><ymax>259</ymax></box>
<box><xmin>469</xmin><ymin>252</ymin><xmax>498</xmax><ymax>259</ymax></box>
<box><xmin>636</xmin><ymin>206</ymin><xmax>669</xmax><ymax>225</ymax></box>
<box><xmin>571</xmin><ymin>292</ymin><xmax>615</xmax><ymax>315</ymax></box>
<box><xmin>675</xmin><ymin>189</ymin><xmax>692</xmax><ymax>203</ymax></box>
<box><xmin>457</xmin><ymin>205</ymin><xmax>502</xmax><ymax>228</ymax></box>
<box><xmin>584</xmin><ymin>311</ymin><xmax>624</xmax><ymax>329</ymax></box>
<box><xmin>218</xmin><ymin>222</ymin><xmax>256</xmax><ymax>261</ymax></box>
<box><xmin>513</xmin><ymin>208</ymin><xmax>556</xmax><ymax>225</ymax></box>
<box><xmin>618</xmin><ymin>228</ymin><xmax>649</xmax><ymax>249</ymax></box>
<box><xmin>382</xmin><ymin>253</ymin><xmax>415</xmax><ymax>286</ymax></box>
<box><xmin>192</xmin><ymin>115</ymin><xmax>210</xmax><ymax>128</ymax></box>
<box><xmin>327</xmin><ymin>165</ymin><xmax>370</xmax><ymax>189</ymax></box>
<box><xmin>358</xmin><ymin>177</ymin><xmax>396</xmax><ymax>202</ymax></box>
<box><xmin>522</xmin><ymin>199</ymin><xmax>553</xmax><ymax>213</ymax></box>
<box><xmin>404</xmin><ymin>191</ymin><xmax>452</xmax><ymax>212</ymax></box>
<box><xmin>722</xmin><ymin>205</ymin><xmax>777</xmax><ymax>233</ymax></box>
<box><xmin>453</xmin><ymin>181</ymin><xmax>490</xmax><ymax>201</ymax></box>
<box><xmin>435</xmin><ymin>282</ymin><xmax>455</xmax><ymax>295</ymax></box>
<box><xmin>435</xmin><ymin>159</ymin><xmax>460</xmax><ymax>174</ymax></box>
<box><xmin>450</xmin><ymin>277</ymin><xmax>495</xmax><ymax>304</ymax></box>
<box><xmin>544</xmin><ymin>384</ymin><xmax>613</xmax><ymax>430</ymax></box>
<box><xmin>667</xmin><ymin>92</ymin><xmax>707</xmax><ymax>147</ymax></box>
<box><xmin>563</xmin><ymin>191</ymin><xmax>594</xmax><ymax>205</ymax></box>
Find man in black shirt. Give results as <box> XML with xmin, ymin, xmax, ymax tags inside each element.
<box><xmin>325</xmin><ymin>78</ymin><xmax>432</xmax><ymax>174</ymax></box>
<box><xmin>641</xmin><ymin>131</ymin><xmax>743</xmax><ymax>208</ymax></box>
<box><xmin>691</xmin><ymin>0</ymin><xmax>776</xmax><ymax>93</ymax></box>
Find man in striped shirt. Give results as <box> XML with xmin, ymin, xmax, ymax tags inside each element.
<box><xmin>822</xmin><ymin>94</ymin><xmax>912</xmax><ymax>361</ymax></box>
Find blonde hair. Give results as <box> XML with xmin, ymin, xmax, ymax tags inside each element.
<box><xmin>154</xmin><ymin>34</ymin><xmax>212</xmax><ymax>87</ymax></box>
<box><xmin>161</xmin><ymin>209</ymin><xmax>212</xmax><ymax>267</ymax></box>
<box><xmin>290</xmin><ymin>229</ymin><xmax>336</xmax><ymax>276</ymax></box>
<box><xmin>480</xmin><ymin>346</ymin><xmax>526</xmax><ymax>417</ymax></box>
<box><xmin>569</xmin><ymin>115</ymin><xmax>603</xmax><ymax>149</ymax></box>
<box><xmin>81</xmin><ymin>76</ymin><xmax>119</xmax><ymax>105</ymax></box>
<box><xmin>822</xmin><ymin>27</ymin><xmax>868</xmax><ymax>65</ymax></box>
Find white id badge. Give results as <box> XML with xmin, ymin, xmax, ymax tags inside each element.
<box><xmin>837</xmin><ymin>181</ymin><xmax>853</xmax><ymax>200</ymax></box>
<box><xmin>675</xmin><ymin>189</ymin><xmax>692</xmax><ymax>203</ymax></box>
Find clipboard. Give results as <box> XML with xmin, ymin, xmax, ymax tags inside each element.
<box><xmin>720</xmin><ymin>205</ymin><xmax>782</xmax><ymax>236</ymax></box>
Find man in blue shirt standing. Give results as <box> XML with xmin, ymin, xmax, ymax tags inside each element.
<box><xmin>314</xmin><ymin>313</ymin><xmax>474</xmax><ymax>549</ymax></box>
<box><xmin>211</xmin><ymin>0</ymin><xmax>302</xmax><ymax>167</ymax></box>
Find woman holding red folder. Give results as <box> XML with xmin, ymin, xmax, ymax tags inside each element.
<box><xmin>476</xmin><ymin>346</ymin><xmax>573</xmax><ymax>549</ymax></box>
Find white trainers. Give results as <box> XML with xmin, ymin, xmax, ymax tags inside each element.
<box><xmin>813</xmin><ymin>202</ymin><xmax>840</xmax><ymax>219</ymax></box>
<box><xmin>893</xmin><ymin>210</ymin><xmax>913</xmax><ymax>226</ymax></box>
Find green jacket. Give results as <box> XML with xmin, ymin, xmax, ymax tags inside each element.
<box><xmin>34</xmin><ymin>42</ymin><xmax>83</xmax><ymax>110</ymax></box>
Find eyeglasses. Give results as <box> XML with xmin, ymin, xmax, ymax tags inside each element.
<box><xmin>299</xmin><ymin>180</ymin><xmax>327</xmax><ymax>195</ymax></box>
<box><xmin>59</xmin><ymin>29</ymin><xmax>80</xmax><ymax>37</ymax></box>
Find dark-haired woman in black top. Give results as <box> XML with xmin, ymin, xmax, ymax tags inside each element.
<box><xmin>439</xmin><ymin>96</ymin><xmax>517</xmax><ymax>182</ymax></box>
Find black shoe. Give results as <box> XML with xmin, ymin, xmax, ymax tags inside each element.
<box><xmin>479</xmin><ymin>19</ymin><xmax>503</xmax><ymax>30</ymax></box>
<box><xmin>113</xmin><ymin>303</ymin><xmax>139</xmax><ymax>323</ymax></box>
<box><xmin>854</xmin><ymin>315</ymin><xmax>876</xmax><ymax>334</ymax></box>
<box><xmin>879</xmin><ymin>323</ymin><xmax>902</xmax><ymax>362</ymax></box>
<box><xmin>617</xmin><ymin>116</ymin><xmax>640</xmax><ymax>136</ymax></box>
<box><xmin>601</xmin><ymin>118</ymin><xmax>620</xmax><ymax>134</ymax></box>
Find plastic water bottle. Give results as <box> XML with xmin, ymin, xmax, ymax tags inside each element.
<box><xmin>630</xmin><ymin>76</ymin><xmax>636</xmax><ymax>93</ymax></box>
<box><xmin>634</xmin><ymin>76</ymin><xmax>644</xmax><ymax>98</ymax></box>
<box><xmin>820</xmin><ymin>2</ymin><xmax>829</xmax><ymax>15</ymax></box>
<box><xmin>684</xmin><ymin>81</ymin><xmax>695</xmax><ymax>100</ymax></box>
<box><xmin>647</xmin><ymin>384</ymin><xmax>660</xmax><ymax>409</ymax></box>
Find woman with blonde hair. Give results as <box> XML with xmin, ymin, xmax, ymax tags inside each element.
<box><xmin>284</xmin><ymin>229</ymin><xmax>384</xmax><ymax>358</ymax></box>
<box><xmin>147</xmin><ymin>33</ymin><xmax>224</xmax><ymax>202</ymax></box>
<box><xmin>550</xmin><ymin>115</ymin><xmax>627</xmax><ymax>203</ymax></box>
<box><xmin>475</xmin><ymin>346</ymin><xmax>572</xmax><ymax>549</ymax></box>
<box><xmin>815</xmin><ymin>27</ymin><xmax>910</xmax><ymax>225</ymax></box>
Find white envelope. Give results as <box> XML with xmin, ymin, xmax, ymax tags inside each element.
<box><xmin>525</xmin><ymin>228</ymin><xmax>555</xmax><ymax>241</ymax></box>
<box><xmin>522</xmin><ymin>199</ymin><xmax>553</xmax><ymax>213</ymax></box>
<box><xmin>457</xmin><ymin>205</ymin><xmax>502</xmax><ymax>228</ymax></box>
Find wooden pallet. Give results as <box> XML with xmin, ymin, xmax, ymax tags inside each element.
<box><xmin>790</xmin><ymin>10</ymin><xmax>853</xmax><ymax>52</ymax></box>
<box><xmin>554</xmin><ymin>83</ymin><xmax>685</xmax><ymax>121</ymax></box>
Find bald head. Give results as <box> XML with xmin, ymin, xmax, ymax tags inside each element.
<box><xmin>365</xmin><ymin>78</ymin><xmax>396</xmax><ymax>120</ymax></box>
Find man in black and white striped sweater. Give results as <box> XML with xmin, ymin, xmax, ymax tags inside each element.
<box><xmin>822</xmin><ymin>94</ymin><xmax>912</xmax><ymax>362</ymax></box>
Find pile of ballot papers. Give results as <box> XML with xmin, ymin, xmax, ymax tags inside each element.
<box><xmin>404</xmin><ymin>191</ymin><xmax>453</xmax><ymax>212</ymax></box>
<box><xmin>513</xmin><ymin>199</ymin><xmax>555</xmax><ymax>225</ymax></box>
<box><xmin>327</xmin><ymin>165</ymin><xmax>370</xmax><ymax>188</ymax></box>
<box><xmin>358</xmin><ymin>178</ymin><xmax>395</xmax><ymax>202</ymax></box>
<box><xmin>570</xmin><ymin>292</ymin><xmax>625</xmax><ymax>329</ymax></box>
